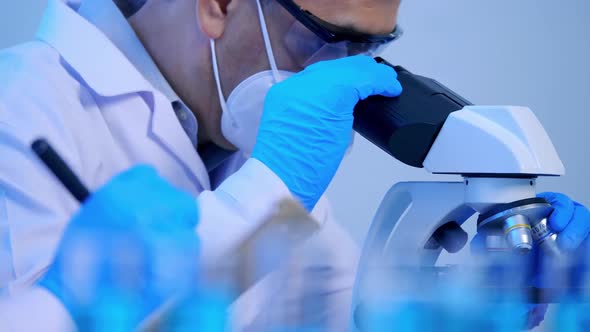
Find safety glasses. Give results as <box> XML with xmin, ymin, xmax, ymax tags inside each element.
<box><xmin>274</xmin><ymin>0</ymin><xmax>403</xmax><ymax>53</ymax></box>
<box><xmin>271</xmin><ymin>0</ymin><xmax>403</xmax><ymax>68</ymax></box>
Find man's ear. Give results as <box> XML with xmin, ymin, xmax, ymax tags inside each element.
<box><xmin>198</xmin><ymin>0</ymin><xmax>233</xmax><ymax>39</ymax></box>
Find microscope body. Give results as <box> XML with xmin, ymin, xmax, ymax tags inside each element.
<box><xmin>354</xmin><ymin>105</ymin><xmax>563</xmax><ymax>265</ymax></box>
<box><xmin>351</xmin><ymin>61</ymin><xmax>566</xmax><ymax>329</ymax></box>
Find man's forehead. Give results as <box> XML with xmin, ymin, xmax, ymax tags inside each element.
<box><xmin>292</xmin><ymin>0</ymin><xmax>400</xmax><ymax>35</ymax></box>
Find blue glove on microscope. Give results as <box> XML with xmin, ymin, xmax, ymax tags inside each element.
<box><xmin>252</xmin><ymin>56</ymin><xmax>403</xmax><ymax>211</ymax></box>
<box><xmin>538</xmin><ymin>192</ymin><xmax>590</xmax><ymax>252</ymax></box>
<box><xmin>471</xmin><ymin>192</ymin><xmax>590</xmax><ymax>329</ymax></box>
<box><xmin>528</xmin><ymin>192</ymin><xmax>590</xmax><ymax>329</ymax></box>
<box><xmin>41</xmin><ymin>166</ymin><xmax>200</xmax><ymax>330</ymax></box>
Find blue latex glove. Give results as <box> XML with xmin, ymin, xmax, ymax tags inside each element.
<box><xmin>527</xmin><ymin>193</ymin><xmax>590</xmax><ymax>329</ymax></box>
<box><xmin>252</xmin><ymin>55</ymin><xmax>403</xmax><ymax>211</ymax></box>
<box><xmin>470</xmin><ymin>192</ymin><xmax>590</xmax><ymax>329</ymax></box>
<box><xmin>41</xmin><ymin>166</ymin><xmax>200</xmax><ymax>330</ymax></box>
<box><xmin>538</xmin><ymin>192</ymin><xmax>590</xmax><ymax>252</ymax></box>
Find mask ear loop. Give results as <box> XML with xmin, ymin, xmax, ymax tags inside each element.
<box><xmin>210</xmin><ymin>39</ymin><xmax>237</xmax><ymax>127</ymax></box>
<box><xmin>210</xmin><ymin>0</ymin><xmax>283</xmax><ymax>128</ymax></box>
<box><xmin>255</xmin><ymin>0</ymin><xmax>282</xmax><ymax>83</ymax></box>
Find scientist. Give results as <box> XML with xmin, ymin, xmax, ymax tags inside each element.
<box><xmin>0</xmin><ymin>0</ymin><xmax>402</xmax><ymax>330</ymax></box>
<box><xmin>0</xmin><ymin>0</ymin><xmax>588</xmax><ymax>331</ymax></box>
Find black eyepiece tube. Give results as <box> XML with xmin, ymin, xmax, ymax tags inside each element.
<box><xmin>31</xmin><ymin>138</ymin><xmax>91</xmax><ymax>203</ymax></box>
<box><xmin>353</xmin><ymin>58</ymin><xmax>471</xmax><ymax>168</ymax></box>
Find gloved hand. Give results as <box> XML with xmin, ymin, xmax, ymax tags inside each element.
<box><xmin>252</xmin><ymin>55</ymin><xmax>403</xmax><ymax>211</ymax></box>
<box><xmin>538</xmin><ymin>192</ymin><xmax>590</xmax><ymax>252</ymax></box>
<box><xmin>527</xmin><ymin>193</ymin><xmax>590</xmax><ymax>329</ymax></box>
<box><xmin>41</xmin><ymin>166</ymin><xmax>200</xmax><ymax>330</ymax></box>
<box><xmin>471</xmin><ymin>192</ymin><xmax>590</xmax><ymax>329</ymax></box>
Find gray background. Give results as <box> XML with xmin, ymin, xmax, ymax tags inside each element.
<box><xmin>1</xmin><ymin>0</ymin><xmax>588</xmax><ymax>243</ymax></box>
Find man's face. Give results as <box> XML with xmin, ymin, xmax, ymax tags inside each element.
<box><xmin>148</xmin><ymin>0</ymin><xmax>402</xmax><ymax>149</ymax></box>
<box><xmin>216</xmin><ymin>0</ymin><xmax>401</xmax><ymax>96</ymax></box>
<box><xmin>267</xmin><ymin>0</ymin><xmax>401</xmax><ymax>72</ymax></box>
<box><xmin>197</xmin><ymin>0</ymin><xmax>401</xmax><ymax>148</ymax></box>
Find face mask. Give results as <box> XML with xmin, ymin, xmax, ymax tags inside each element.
<box><xmin>211</xmin><ymin>0</ymin><xmax>295</xmax><ymax>157</ymax></box>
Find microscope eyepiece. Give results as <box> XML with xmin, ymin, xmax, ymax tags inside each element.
<box><xmin>353</xmin><ymin>58</ymin><xmax>471</xmax><ymax>168</ymax></box>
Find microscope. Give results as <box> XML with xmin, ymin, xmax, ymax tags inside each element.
<box><xmin>351</xmin><ymin>58</ymin><xmax>567</xmax><ymax>329</ymax></box>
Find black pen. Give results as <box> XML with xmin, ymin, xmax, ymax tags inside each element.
<box><xmin>31</xmin><ymin>138</ymin><xmax>91</xmax><ymax>203</ymax></box>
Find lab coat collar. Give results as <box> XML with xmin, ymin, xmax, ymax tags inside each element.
<box><xmin>76</xmin><ymin>0</ymin><xmax>185</xmax><ymax>104</ymax></box>
<box><xmin>73</xmin><ymin>0</ymin><xmax>199</xmax><ymax>143</ymax></box>
<box><xmin>35</xmin><ymin>0</ymin><xmax>154</xmax><ymax>97</ymax></box>
<box><xmin>35</xmin><ymin>0</ymin><xmax>211</xmax><ymax>192</ymax></box>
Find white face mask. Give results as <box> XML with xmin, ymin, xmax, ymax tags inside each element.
<box><xmin>211</xmin><ymin>0</ymin><xmax>295</xmax><ymax>157</ymax></box>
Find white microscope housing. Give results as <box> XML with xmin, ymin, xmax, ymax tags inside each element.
<box><xmin>351</xmin><ymin>104</ymin><xmax>565</xmax><ymax>330</ymax></box>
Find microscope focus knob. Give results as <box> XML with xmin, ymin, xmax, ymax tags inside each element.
<box><xmin>430</xmin><ymin>222</ymin><xmax>469</xmax><ymax>254</ymax></box>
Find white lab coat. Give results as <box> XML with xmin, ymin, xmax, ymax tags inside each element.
<box><xmin>0</xmin><ymin>0</ymin><xmax>359</xmax><ymax>331</ymax></box>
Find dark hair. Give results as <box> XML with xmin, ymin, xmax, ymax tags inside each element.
<box><xmin>113</xmin><ymin>0</ymin><xmax>148</xmax><ymax>18</ymax></box>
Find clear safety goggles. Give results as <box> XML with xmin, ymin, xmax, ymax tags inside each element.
<box><xmin>274</xmin><ymin>0</ymin><xmax>404</xmax><ymax>67</ymax></box>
